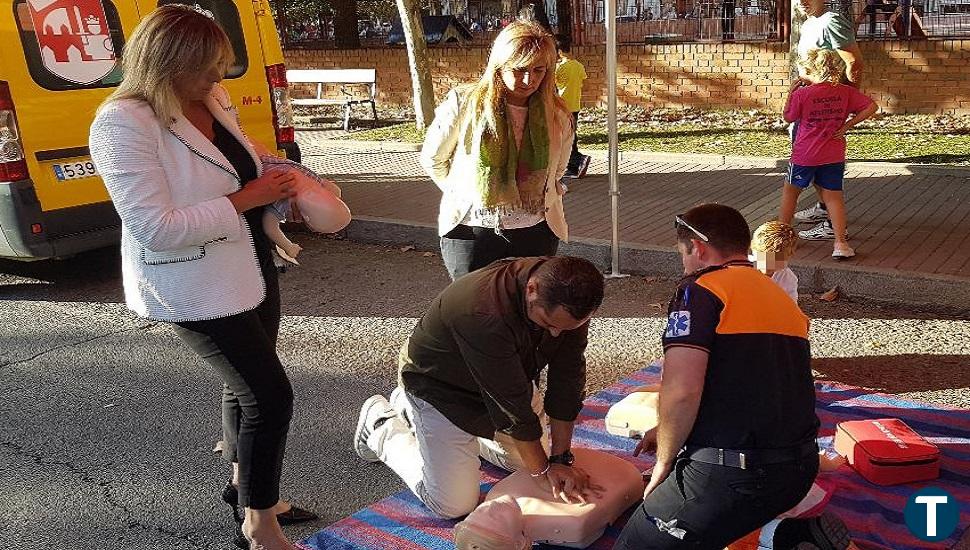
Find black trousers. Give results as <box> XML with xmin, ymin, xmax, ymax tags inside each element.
<box><xmin>614</xmin><ymin>454</ymin><xmax>818</xmax><ymax>549</ymax></box>
<box><xmin>440</xmin><ymin>221</ymin><xmax>560</xmax><ymax>281</ymax></box>
<box><xmin>172</xmin><ymin>268</ymin><xmax>293</xmax><ymax>510</ymax></box>
<box><xmin>568</xmin><ymin>112</ymin><xmax>584</xmax><ymax>172</ymax></box>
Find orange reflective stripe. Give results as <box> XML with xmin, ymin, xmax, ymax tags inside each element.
<box><xmin>695</xmin><ymin>266</ymin><xmax>809</xmax><ymax>339</ymax></box>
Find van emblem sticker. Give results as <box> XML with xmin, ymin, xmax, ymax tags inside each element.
<box><xmin>27</xmin><ymin>0</ymin><xmax>116</xmax><ymax>84</ymax></box>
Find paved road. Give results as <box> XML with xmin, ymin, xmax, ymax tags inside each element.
<box><xmin>1</xmin><ymin>236</ymin><xmax>968</xmax><ymax>549</ymax></box>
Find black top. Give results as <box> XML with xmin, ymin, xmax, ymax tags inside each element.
<box><xmin>211</xmin><ymin>120</ymin><xmax>274</xmax><ymax>272</ymax></box>
<box><xmin>400</xmin><ymin>258</ymin><xmax>589</xmax><ymax>441</ymax></box>
<box><xmin>662</xmin><ymin>262</ymin><xmax>819</xmax><ymax>450</ymax></box>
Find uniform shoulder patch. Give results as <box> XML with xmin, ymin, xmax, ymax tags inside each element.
<box><xmin>665</xmin><ymin>311</ymin><xmax>691</xmax><ymax>338</ymax></box>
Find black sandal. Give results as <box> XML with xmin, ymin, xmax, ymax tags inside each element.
<box><xmin>222</xmin><ymin>480</ymin><xmax>319</xmax><ymax>526</ymax></box>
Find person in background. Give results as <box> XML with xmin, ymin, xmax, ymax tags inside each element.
<box><xmin>420</xmin><ymin>19</ymin><xmax>574</xmax><ymax>281</ymax></box>
<box><xmin>555</xmin><ymin>37</ymin><xmax>592</xmax><ymax>180</ymax></box>
<box><xmin>792</xmin><ymin>0</ymin><xmax>867</xmax><ymax>240</ymax></box>
<box><xmin>781</xmin><ymin>49</ymin><xmax>877</xmax><ymax>260</ymax></box>
<box><xmin>89</xmin><ymin>6</ymin><xmax>315</xmax><ymax>550</ymax></box>
<box><xmin>614</xmin><ymin>204</ymin><xmax>819</xmax><ymax>549</ymax></box>
<box><xmin>750</xmin><ymin>221</ymin><xmax>799</xmax><ymax>303</ymax></box>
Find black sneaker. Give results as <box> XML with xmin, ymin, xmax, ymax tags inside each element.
<box><xmin>577</xmin><ymin>154</ymin><xmax>592</xmax><ymax>178</ymax></box>
<box><xmin>774</xmin><ymin>512</ymin><xmax>852</xmax><ymax>550</ymax></box>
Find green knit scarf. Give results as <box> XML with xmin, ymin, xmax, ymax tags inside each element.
<box><xmin>469</xmin><ymin>95</ymin><xmax>550</xmax><ymax>218</ymax></box>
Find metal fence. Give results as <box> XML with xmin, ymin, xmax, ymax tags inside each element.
<box><xmin>830</xmin><ymin>0</ymin><xmax>970</xmax><ymax>39</ymax></box>
<box><xmin>276</xmin><ymin>0</ymin><xmax>970</xmax><ymax>47</ymax></box>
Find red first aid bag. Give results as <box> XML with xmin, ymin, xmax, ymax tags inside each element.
<box><xmin>834</xmin><ymin>418</ymin><xmax>940</xmax><ymax>486</ymax></box>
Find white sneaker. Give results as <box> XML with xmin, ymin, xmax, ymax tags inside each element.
<box><xmin>354</xmin><ymin>395</ymin><xmax>396</xmax><ymax>462</ymax></box>
<box><xmin>832</xmin><ymin>243</ymin><xmax>856</xmax><ymax>260</ymax></box>
<box><xmin>794</xmin><ymin>203</ymin><xmax>829</xmax><ymax>224</ymax></box>
<box><xmin>799</xmin><ymin>221</ymin><xmax>836</xmax><ymax>241</ymax></box>
<box><xmin>388</xmin><ymin>385</ymin><xmax>412</xmax><ymax>428</ymax></box>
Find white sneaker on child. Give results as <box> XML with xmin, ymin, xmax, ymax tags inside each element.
<box><xmin>832</xmin><ymin>243</ymin><xmax>856</xmax><ymax>260</ymax></box>
<box><xmin>794</xmin><ymin>203</ymin><xmax>829</xmax><ymax>224</ymax></box>
<box><xmin>799</xmin><ymin>221</ymin><xmax>837</xmax><ymax>241</ymax></box>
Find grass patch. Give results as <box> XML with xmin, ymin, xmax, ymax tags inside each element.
<box><xmin>336</xmin><ymin>120</ymin><xmax>970</xmax><ymax>165</ymax></box>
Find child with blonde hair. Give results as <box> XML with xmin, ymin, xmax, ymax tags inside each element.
<box><xmin>751</xmin><ymin>221</ymin><xmax>800</xmax><ymax>302</ymax></box>
<box><xmin>781</xmin><ymin>48</ymin><xmax>877</xmax><ymax>260</ymax></box>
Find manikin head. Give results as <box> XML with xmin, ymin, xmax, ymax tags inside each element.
<box><xmin>750</xmin><ymin>221</ymin><xmax>798</xmax><ymax>276</ymax></box>
<box><xmin>524</xmin><ymin>256</ymin><xmax>604</xmax><ymax>337</ymax></box>
<box><xmin>454</xmin><ymin>495</ymin><xmax>531</xmax><ymax>550</ymax></box>
<box><xmin>675</xmin><ymin>204</ymin><xmax>752</xmax><ymax>275</ymax></box>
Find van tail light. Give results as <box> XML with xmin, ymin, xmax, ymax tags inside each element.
<box><xmin>0</xmin><ymin>81</ymin><xmax>29</xmax><ymax>182</ymax></box>
<box><xmin>265</xmin><ymin>64</ymin><xmax>294</xmax><ymax>145</ymax></box>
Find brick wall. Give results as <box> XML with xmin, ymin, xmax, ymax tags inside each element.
<box><xmin>284</xmin><ymin>40</ymin><xmax>970</xmax><ymax>114</ymax></box>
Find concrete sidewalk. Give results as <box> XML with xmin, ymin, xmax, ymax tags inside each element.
<box><xmin>297</xmin><ymin>133</ymin><xmax>970</xmax><ymax>314</ymax></box>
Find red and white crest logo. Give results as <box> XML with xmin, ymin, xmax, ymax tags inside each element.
<box><xmin>27</xmin><ymin>0</ymin><xmax>116</xmax><ymax>84</ymax></box>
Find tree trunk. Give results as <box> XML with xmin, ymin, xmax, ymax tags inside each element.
<box><xmin>788</xmin><ymin>0</ymin><xmax>805</xmax><ymax>79</ymax></box>
<box><xmin>334</xmin><ymin>0</ymin><xmax>361</xmax><ymax>48</ymax></box>
<box><xmin>502</xmin><ymin>0</ymin><xmax>515</xmax><ymax>17</ymax></box>
<box><xmin>396</xmin><ymin>0</ymin><xmax>436</xmax><ymax>129</ymax></box>
<box><xmin>556</xmin><ymin>0</ymin><xmax>572</xmax><ymax>48</ymax></box>
<box><xmin>520</xmin><ymin>1</ymin><xmax>553</xmax><ymax>32</ymax></box>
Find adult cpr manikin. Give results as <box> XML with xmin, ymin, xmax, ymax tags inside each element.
<box><xmin>454</xmin><ymin>449</ymin><xmax>643</xmax><ymax>549</ymax></box>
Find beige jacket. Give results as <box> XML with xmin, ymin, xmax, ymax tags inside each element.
<box><xmin>419</xmin><ymin>88</ymin><xmax>574</xmax><ymax>240</ymax></box>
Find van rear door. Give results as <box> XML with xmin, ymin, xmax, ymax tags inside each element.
<box><xmin>4</xmin><ymin>0</ymin><xmax>140</xmax><ymax>218</ymax></box>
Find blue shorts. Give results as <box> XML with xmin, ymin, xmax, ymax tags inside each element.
<box><xmin>787</xmin><ymin>162</ymin><xmax>845</xmax><ymax>191</ymax></box>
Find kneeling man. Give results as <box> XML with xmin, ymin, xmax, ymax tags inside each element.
<box><xmin>615</xmin><ymin>204</ymin><xmax>820</xmax><ymax>549</ymax></box>
<box><xmin>354</xmin><ymin>256</ymin><xmax>605</xmax><ymax>519</ymax></box>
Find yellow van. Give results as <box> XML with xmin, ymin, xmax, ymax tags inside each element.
<box><xmin>0</xmin><ymin>0</ymin><xmax>297</xmax><ymax>259</ymax></box>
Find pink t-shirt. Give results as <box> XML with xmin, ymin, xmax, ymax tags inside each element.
<box><xmin>785</xmin><ymin>83</ymin><xmax>873</xmax><ymax>166</ymax></box>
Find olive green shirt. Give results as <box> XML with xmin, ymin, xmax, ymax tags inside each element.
<box><xmin>399</xmin><ymin>258</ymin><xmax>589</xmax><ymax>441</ymax></box>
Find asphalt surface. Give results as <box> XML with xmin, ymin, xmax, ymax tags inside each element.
<box><xmin>1</xmin><ymin>235</ymin><xmax>968</xmax><ymax>549</ymax></box>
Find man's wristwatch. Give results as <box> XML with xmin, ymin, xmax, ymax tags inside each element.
<box><xmin>548</xmin><ymin>449</ymin><xmax>575</xmax><ymax>466</ymax></box>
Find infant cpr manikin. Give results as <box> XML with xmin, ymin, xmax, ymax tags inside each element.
<box><xmin>454</xmin><ymin>449</ymin><xmax>644</xmax><ymax>549</ymax></box>
<box><xmin>259</xmin><ymin>155</ymin><xmax>351</xmax><ymax>264</ymax></box>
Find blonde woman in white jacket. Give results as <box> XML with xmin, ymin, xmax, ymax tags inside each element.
<box><xmin>420</xmin><ymin>19</ymin><xmax>574</xmax><ymax>280</ymax></box>
<box><xmin>89</xmin><ymin>6</ymin><xmax>311</xmax><ymax>550</ymax></box>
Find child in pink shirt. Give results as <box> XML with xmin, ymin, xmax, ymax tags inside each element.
<box><xmin>780</xmin><ymin>48</ymin><xmax>877</xmax><ymax>260</ymax></box>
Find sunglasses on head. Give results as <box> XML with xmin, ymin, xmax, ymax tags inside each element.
<box><xmin>674</xmin><ymin>215</ymin><xmax>710</xmax><ymax>242</ymax></box>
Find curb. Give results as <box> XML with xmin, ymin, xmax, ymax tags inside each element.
<box><xmin>344</xmin><ymin>216</ymin><xmax>970</xmax><ymax>317</ymax></box>
<box><xmin>310</xmin><ymin>139</ymin><xmax>422</xmax><ymax>152</ymax></box>
<box><xmin>311</xmin><ymin>137</ymin><xmax>970</xmax><ymax>177</ymax></box>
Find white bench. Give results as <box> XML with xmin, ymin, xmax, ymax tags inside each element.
<box><xmin>287</xmin><ymin>68</ymin><xmax>378</xmax><ymax>131</ymax></box>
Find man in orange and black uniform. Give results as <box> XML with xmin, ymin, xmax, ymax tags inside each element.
<box><xmin>615</xmin><ymin>204</ymin><xmax>820</xmax><ymax>549</ymax></box>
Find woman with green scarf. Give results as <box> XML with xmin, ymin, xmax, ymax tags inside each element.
<box><xmin>420</xmin><ymin>19</ymin><xmax>575</xmax><ymax>280</ymax></box>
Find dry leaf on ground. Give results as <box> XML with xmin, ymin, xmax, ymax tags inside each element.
<box><xmin>819</xmin><ymin>287</ymin><xmax>840</xmax><ymax>302</ymax></box>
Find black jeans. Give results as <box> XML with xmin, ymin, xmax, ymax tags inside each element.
<box><xmin>568</xmin><ymin>112</ymin><xmax>584</xmax><ymax>172</ymax></box>
<box><xmin>172</xmin><ymin>267</ymin><xmax>292</xmax><ymax>510</ymax></box>
<box><xmin>440</xmin><ymin>221</ymin><xmax>560</xmax><ymax>280</ymax></box>
<box><xmin>614</xmin><ymin>454</ymin><xmax>818</xmax><ymax>549</ymax></box>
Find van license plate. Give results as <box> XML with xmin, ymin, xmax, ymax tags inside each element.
<box><xmin>53</xmin><ymin>161</ymin><xmax>99</xmax><ymax>181</ymax></box>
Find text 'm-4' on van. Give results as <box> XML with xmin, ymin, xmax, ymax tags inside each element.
<box><xmin>0</xmin><ymin>0</ymin><xmax>298</xmax><ymax>259</ymax></box>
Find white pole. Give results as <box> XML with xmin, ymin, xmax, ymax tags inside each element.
<box><xmin>605</xmin><ymin>0</ymin><xmax>626</xmax><ymax>278</ymax></box>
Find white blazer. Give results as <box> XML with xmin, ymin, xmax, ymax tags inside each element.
<box><xmin>419</xmin><ymin>88</ymin><xmax>574</xmax><ymax>240</ymax></box>
<box><xmin>89</xmin><ymin>85</ymin><xmax>266</xmax><ymax>322</ymax></box>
